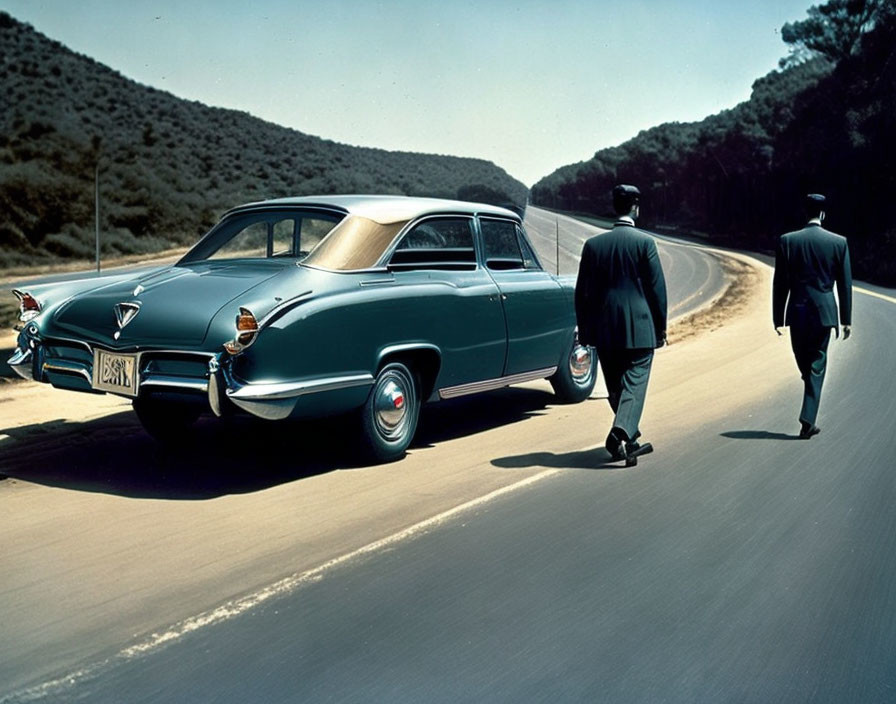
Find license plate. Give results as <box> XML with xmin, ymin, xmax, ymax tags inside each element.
<box><xmin>92</xmin><ymin>349</ymin><xmax>139</xmax><ymax>396</ymax></box>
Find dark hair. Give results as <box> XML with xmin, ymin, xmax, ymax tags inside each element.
<box><xmin>805</xmin><ymin>193</ymin><xmax>826</xmax><ymax>219</ymax></box>
<box><xmin>612</xmin><ymin>184</ymin><xmax>640</xmax><ymax>215</ymax></box>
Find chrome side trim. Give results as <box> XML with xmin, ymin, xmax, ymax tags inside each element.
<box><xmin>226</xmin><ymin>373</ymin><xmax>375</xmax><ymax>401</ymax></box>
<box><xmin>141</xmin><ymin>375</ymin><xmax>209</xmax><ymax>392</ymax></box>
<box><xmin>42</xmin><ymin>360</ymin><xmax>92</xmax><ymax>383</ymax></box>
<box><xmin>438</xmin><ymin>366</ymin><xmax>557</xmax><ymax>400</ymax></box>
<box><xmin>257</xmin><ymin>290</ymin><xmax>313</xmax><ymax>329</ymax></box>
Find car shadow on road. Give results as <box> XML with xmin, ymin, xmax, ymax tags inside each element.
<box><xmin>720</xmin><ymin>430</ymin><xmax>800</xmax><ymax>441</ymax></box>
<box><xmin>0</xmin><ymin>411</ymin><xmax>364</xmax><ymax>499</ymax></box>
<box><xmin>413</xmin><ymin>386</ymin><xmax>552</xmax><ymax>448</ymax></box>
<box><xmin>491</xmin><ymin>448</ymin><xmax>625</xmax><ymax>471</ymax></box>
<box><xmin>1</xmin><ymin>386</ymin><xmax>558</xmax><ymax>499</ymax></box>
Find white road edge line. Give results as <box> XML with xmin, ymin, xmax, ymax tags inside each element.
<box><xmin>4</xmin><ymin>467</ymin><xmax>564</xmax><ymax>702</ymax></box>
<box><xmin>122</xmin><ymin>468</ymin><xmax>562</xmax><ymax>657</ymax></box>
<box><xmin>855</xmin><ymin>286</ymin><xmax>896</xmax><ymax>304</ymax></box>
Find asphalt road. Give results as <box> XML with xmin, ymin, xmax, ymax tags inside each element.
<box><xmin>524</xmin><ymin>207</ymin><xmax>729</xmax><ymax>320</ymax></box>
<box><xmin>2</xmin><ymin>212</ymin><xmax>894</xmax><ymax>702</ymax></box>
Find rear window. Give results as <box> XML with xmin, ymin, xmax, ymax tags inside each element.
<box><xmin>301</xmin><ymin>215</ymin><xmax>409</xmax><ymax>271</ymax></box>
<box><xmin>180</xmin><ymin>209</ymin><xmax>343</xmax><ymax>263</ymax></box>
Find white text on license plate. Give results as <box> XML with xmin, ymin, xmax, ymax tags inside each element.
<box><xmin>93</xmin><ymin>349</ymin><xmax>139</xmax><ymax>396</ymax></box>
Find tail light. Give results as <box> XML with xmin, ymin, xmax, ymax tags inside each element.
<box><xmin>12</xmin><ymin>289</ymin><xmax>42</xmax><ymax>322</ymax></box>
<box><xmin>223</xmin><ymin>307</ymin><xmax>259</xmax><ymax>355</ymax></box>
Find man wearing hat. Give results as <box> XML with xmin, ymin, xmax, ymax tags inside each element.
<box><xmin>575</xmin><ymin>184</ymin><xmax>668</xmax><ymax>466</ymax></box>
<box><xmin>773</xmin><ymin>193</ymin><xmax>852</xmax><ymax>438</ymax></box>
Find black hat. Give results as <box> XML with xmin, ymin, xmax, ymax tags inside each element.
<box><xmin>612</xmin><ymin>184</ymin><xmax>640</xmax><ymax>215</ymax></box>
<box><xmin>805</xmin><ymin>193</ymin><xmax>826</xmax><ymax>218</ymax></box>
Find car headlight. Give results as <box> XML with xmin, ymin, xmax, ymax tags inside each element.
<box><xmin>223</xmin><ymin>307</ymin><xmax>259</xmax><ymax>355</ymax></box>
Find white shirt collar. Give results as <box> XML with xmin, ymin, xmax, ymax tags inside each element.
<box><xmin>808</xmin><ymin>217</ymin><xmax>823</xmax><ymax>225</ymax></box>
<box><xmin>615</xmin><ymin>215</ymin><xmax>635</xmax><ymax>226</ymax></box>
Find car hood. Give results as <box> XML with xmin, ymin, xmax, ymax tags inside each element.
<box><xmin>49</xmin><ymin>261</ymin><xmax>289</xmax><ymax>348</ymax></box>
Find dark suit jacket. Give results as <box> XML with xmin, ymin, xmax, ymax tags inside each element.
<box><xmin>773</xmin><ymin>223</ymin><xmax>852</xmax><ymax>330</ymax></box>
<box><xmin>575</xmin><ymin>221</ymin><xmax>668</xmax><ymax>350</ymax></box>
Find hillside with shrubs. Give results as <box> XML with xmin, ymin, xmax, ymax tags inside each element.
<box><xmin>0</xmin><ymin>12</ymin><xmax>528</xmax><ymax>269</ymax></box>
<box><xmin>532</xmin><ymin>0</ymin><xmax>896</xmax><ymax>285</ymax></box>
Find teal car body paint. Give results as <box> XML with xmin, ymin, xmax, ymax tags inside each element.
<box><xmin>9</xmin><ymin>195</ymin><xmax>595</xmax><ymax>461</ymax></box>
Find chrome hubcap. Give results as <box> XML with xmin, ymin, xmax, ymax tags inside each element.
<box><xmin>374</xmin><ymin>371</ymin><xmax>412</xmax><ymax>440</ymax></box>
<box><xmin>569</xmin><ymin>345</ymin><xmax>593</xmax><ymax>384</ymax></box>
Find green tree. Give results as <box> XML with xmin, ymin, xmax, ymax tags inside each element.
<box><xmin>780</xmin><ymin>0</ymin><xmax>893</xmax><ymax>66</ymax></box>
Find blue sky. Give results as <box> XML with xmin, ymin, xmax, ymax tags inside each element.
<box><xmin>4</xmin><ymin>0</ymin><xmax>814</xmax><ymax>186</ymax></box>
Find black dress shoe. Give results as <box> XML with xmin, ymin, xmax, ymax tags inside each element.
<box><xmin>605</xmin><ymin>429</ymin><xmax>628</xmax><ymax>462</ymax></box>
<box><xmin>623</xmin><ymin>441</ymin><xmax>654</xmax><ymax>467</ymax></box>
<box><xmin>799</xmin><ymin>423</ymin><xmax>821</xmax><ymax>439</ymax></box>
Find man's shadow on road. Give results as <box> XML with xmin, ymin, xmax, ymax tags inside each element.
<box><xmin>492</xmin><ymin>448</ymin><xmax>625</xmax><ymax>471</ymax></box>
<box><xmin>720</xmin><ymin>430</ymin><xmax>801</xmax><ymax>441</ymax></box>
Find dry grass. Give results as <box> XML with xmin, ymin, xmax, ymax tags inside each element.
<box><xmin>0</xmin><ymin>248</ymin><xmax>189</xmax><ymax>285</ymax></box>
<box><xmin>666</xmin><ymin>255</ymin><xmax>761</xmax><ymax>345</ymax></box>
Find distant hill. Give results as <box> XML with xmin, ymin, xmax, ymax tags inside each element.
<box><xmin>0</xmin><ymin>12</ymin><xmax>528</xmax><ymax>268</ymax></box>
<box><xmin>531</xmin><ymin>11</ymin><xmax>896</xmax><ymax>286</ymax></box>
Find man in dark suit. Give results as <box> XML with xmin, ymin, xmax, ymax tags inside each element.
<box><xmin>575</xmin><ymin>184</ymin><xmax>668</xmax><ymax>466</ymax></box>
<box><xmin>773</xmin><ymin>193</ymin><xmax>852</xmax><ymax>439</ymax></box>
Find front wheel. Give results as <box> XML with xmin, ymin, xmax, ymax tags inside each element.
<box><xmin>359</xmin><ymin>362</ymin><xmax>420</xmax><ymax>463</ymax></box>
<box><xmin>550</xmin><ymin>333</ymin><xmax>596</xmax><ymax>403</ymax></box>
<box><xmin>133</xmin><ymin>397</ymin><xmax>201</xmax><ymax>443</ymax></box>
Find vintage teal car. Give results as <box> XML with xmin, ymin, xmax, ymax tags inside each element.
<box><xmin>9</xmin><ymin>195</ymin><xmax>595</xmax><ymax>461</ymax></box>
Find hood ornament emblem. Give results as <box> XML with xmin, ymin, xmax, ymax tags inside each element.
<box><xmin>113</xmin><ymin>302</ymin><xmax>141</xmax><ymax>340</ymax></box>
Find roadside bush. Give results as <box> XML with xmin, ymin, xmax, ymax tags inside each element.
<box><xmin>43</xmin><ymin>224</ymin><xmax>93</xmax><ymax>258</ymax></box>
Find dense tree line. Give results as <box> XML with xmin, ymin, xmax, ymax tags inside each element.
<box><xmin>532</xmin><ymin>0</ymin><xmax>896</xmax><ymax>285</ymax></box>
<box><xmin>0</xmin><ymin>12</ymin><xmax>527</xmax><ymax>268</ymax></box>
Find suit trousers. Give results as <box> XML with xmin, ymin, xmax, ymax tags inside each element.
<box><xmin>789</xmin><ymin>323</ymin><xmax>832</xmax><ymax>425</ymax></box>
<box><xmin>597</xmin><ymin>347</ymin><xmax>654</xmax><ymax>440</ymax></box>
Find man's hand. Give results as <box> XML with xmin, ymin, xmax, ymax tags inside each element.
<box><xmin>843</xmin><ymin>325</ymin><xmax>851</xmax><ymax>340</ymax></box>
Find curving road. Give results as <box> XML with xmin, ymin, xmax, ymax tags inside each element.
<box><xmin>524</xmin><ymin>207</ymin><xmax>731</xmax><ymax>320</ymax></box>
<box><xmin>1</xmin><ymin>212</ymin><xmax>894</xmax><ymax>702</ymax></box>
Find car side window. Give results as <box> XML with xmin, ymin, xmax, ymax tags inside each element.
<box><xmin>388</xmin><ymin>218</ymin><xmax>477</xmax><ymax>271</ymax></box>
<box><xmin>516</xmin><ymin>224</ymin><xmax>542</xmax><ymax>270</ymax></box>
<box><xmin>481</xmin><ymin>218</ymin><xmax>539</xmax><ymax>271</ymax></box>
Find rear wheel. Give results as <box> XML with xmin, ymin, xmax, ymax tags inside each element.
<box><xmin>550</xmin><ymin>333</ymin><xmax>596</xmax><ymax>403</ymax></box>
<box><xmin>133</xmin><ymin>397</ymin><xmax>201</xmax><ymax>443</ymax></box>
<box><xmin>359</xmin><ymin>361</ymin><xmax>420</xmax><ymax>462</ymax></box>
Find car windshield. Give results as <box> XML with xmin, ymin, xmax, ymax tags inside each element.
<box><xmin>179</xmin><ymin>209</ymin><xmax>345</xmax><ymax>264</ymax></box>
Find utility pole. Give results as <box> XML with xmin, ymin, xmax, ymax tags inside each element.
<box><xmin>95</xmin><ymin>161</ymin><xmax>100</xmax><ymax>273</ymax></box>
<box><xmin>92</xmin><ymin>135</ymin><xmax>102</xmax><ymax>273</ymax></box>
<box><xmin>555</xmin><ymin>218</ymin><xmax>560</xmax><ymax>275</ymax></box>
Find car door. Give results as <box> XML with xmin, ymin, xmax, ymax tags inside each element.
<box><xmin>478</xmin><ymin>217</ymin><xmax>568</xmax><ymax>376</ymax></box>
<box><xmin>385</xmin><ymin>216</ymin><xmax>506</xmax><ymax>388</ymax></box>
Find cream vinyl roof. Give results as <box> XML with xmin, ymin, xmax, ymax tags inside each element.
<box><xmin>231</xmin><ymin>194</ymin><xmax>520</xmax><ymax>225</ymax></box>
